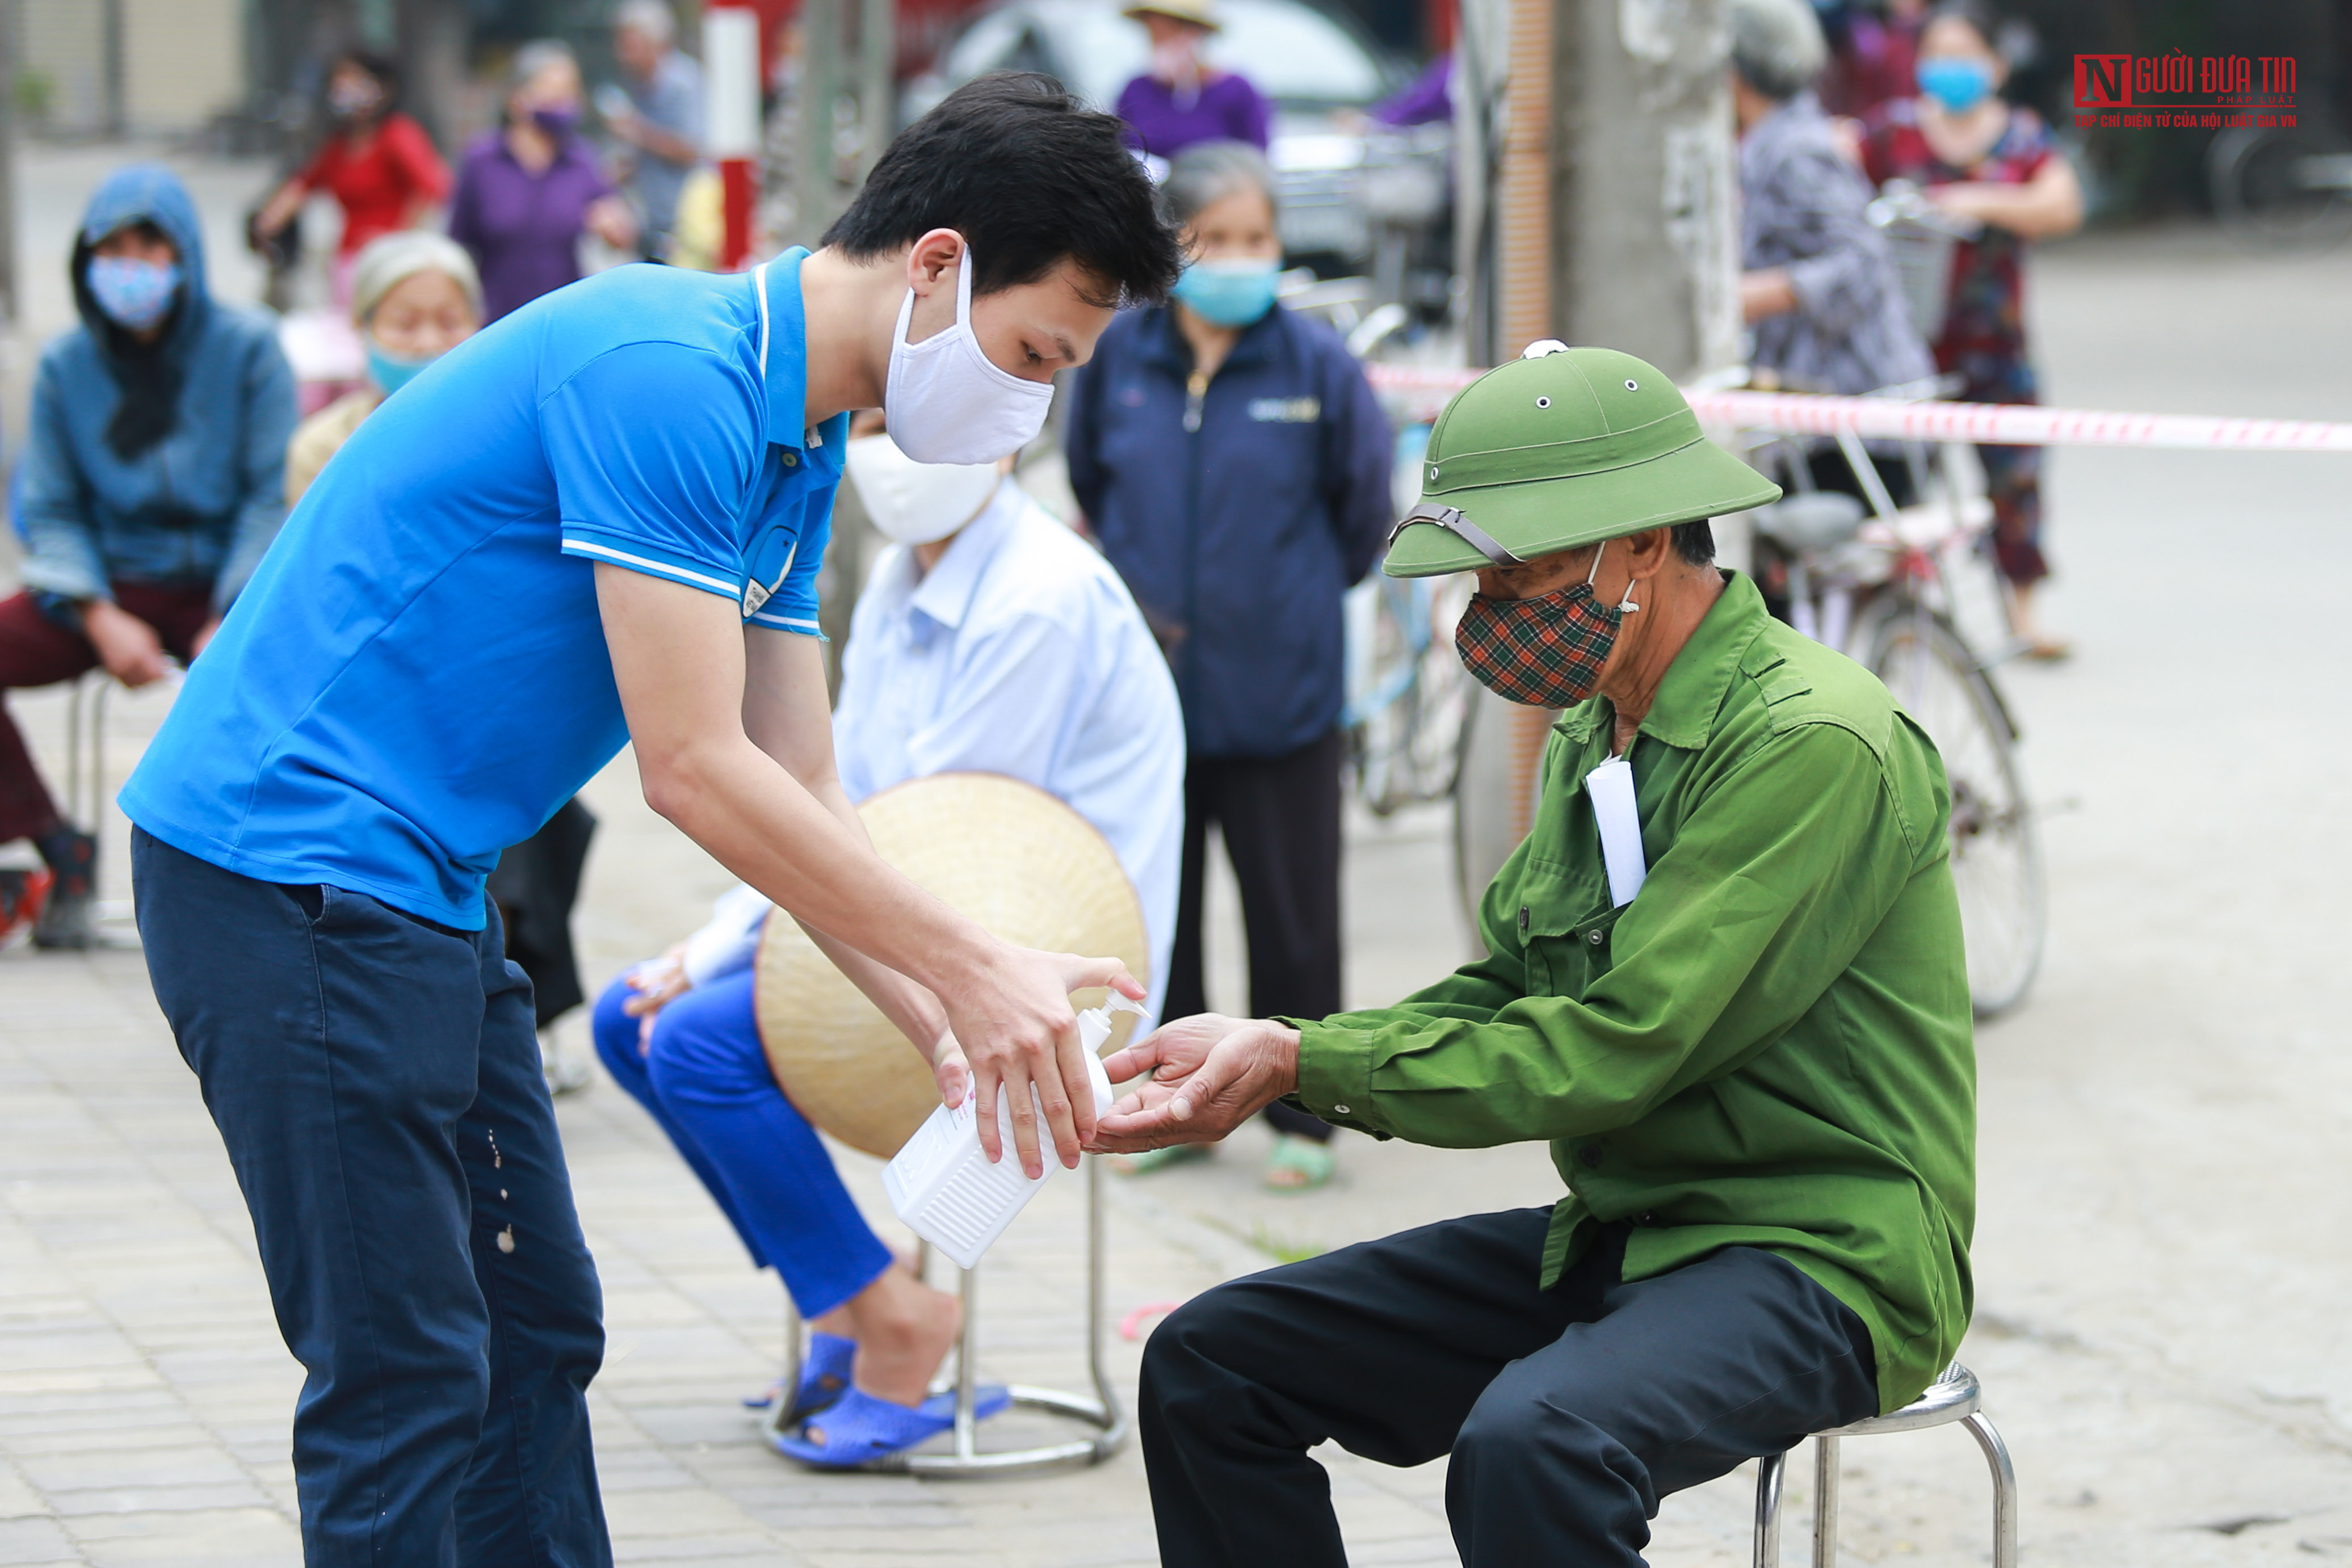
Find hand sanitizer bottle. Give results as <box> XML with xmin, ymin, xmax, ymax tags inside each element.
<box><xmin>883</xmin><ymin>996</ymin><xmax>1142</xmax><ymax>1269</ymax></box>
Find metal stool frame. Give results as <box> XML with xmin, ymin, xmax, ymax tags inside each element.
<box><xmin>1753</xmin><ymin>1362</ymin><xmax>2016</xmax><ymax>1568</ymax></box>
<box><xmin>761</xmin><ymin>1155</ymin><xmax>1127</xmax><ymax>1477</ymax></box>
<box><xmin>62</xmin><ymin>673</ymin><xmax>111</xmax><ymax>835</ymax></box>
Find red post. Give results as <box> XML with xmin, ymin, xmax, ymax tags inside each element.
<box><xmin>704</xmin><ymin>0</ymin><xmax>762</xmax><ymax>271</ymax></box>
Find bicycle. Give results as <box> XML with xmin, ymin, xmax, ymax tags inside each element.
<box><xmin>1344</xmin><ymin>422</ymin><xmax>1476</xmax><ymax>816</ymax></box>
<box><xmin>1745</xmin><ymin>427</ymin><xmax>2047</xmax><ymax>1018</ymax></box>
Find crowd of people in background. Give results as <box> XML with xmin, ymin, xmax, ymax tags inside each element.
<box><xmin>1</xmin><ymin>0</ymin><xmax>2080</xmax><ymax>1155</ymax></box>
<box><xmin>1733</xmin><ymin>0</ymin><xmax>2081</xmax><ymax>657</ymax></box>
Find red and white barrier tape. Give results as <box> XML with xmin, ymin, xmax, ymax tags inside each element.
<box><xmin>1362</xmin><ymin>363</ymin><xmax>2352</xmax><ymax>454</ymax></box>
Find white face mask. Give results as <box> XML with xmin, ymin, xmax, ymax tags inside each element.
<box><xmin>844</xmin><ymin>432</ymin><xmax>1003</xmax><ymax>545</ymax></box>
<box><xmin>883</xmin><ymin>239</ymin><xmax>1056</xmax><ymax>466</ymax></box>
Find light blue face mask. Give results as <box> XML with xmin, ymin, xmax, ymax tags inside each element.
<box><xmin>86</xmin><ymin>257</ymin><xmax>181</xmax><ymax>331</ymax></box>
<box><xmin>365</xmin><ymin>338</ymin><xmax>439</xmax><ymax>397</ymax></box>
<box><xmin>1171</xmin><ymin>258</ymin><xmax>1281</xmax><ymax>328</ymax></box>
<box><xmin>1917</xmin><ymin>56</ymin><xmax>1996</xmax><ymax>113</ymax></box>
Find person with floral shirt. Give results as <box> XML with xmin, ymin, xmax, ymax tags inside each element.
<box><xmin>1862</xmin><ymin>0</ymin><xmax>2082</xmax><ymax>657</ymax></box>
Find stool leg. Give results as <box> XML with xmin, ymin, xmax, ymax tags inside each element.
<box><xmin>1962</xmin><ymin>1412</ymin><xmax>2018</xmax><ymax>1568</ymax></box>
<box><xmin>93</xmin><ymin>681</ymin><xmax>108</xmax><ymax>844</ymax></box>
<box><xmin>64</xmin><ymin>679</ymin><xmax>84</xmax><ymax>832</ymax></box>
<box><xmin>1753</xmin><ymin>1449</ymin><xmax>1787</xmax><ymax>1568</ymax></box>
<box><xmin>954</xmin><ymin>1265</ymin><xmax>980</xmax><ymax>1460</ymax></box>
<box><xmin>762</xmin><ymin>1292</ymin><xmax>804</xmax><ymax>1443</ymax></box>
<box><xmin>1812</xmin><ymin>1434</ymin><xmax>1841</xmax><ymax>1568</ymax></box>
<box><xmin>1086</xmin><ymin>1155</ymin><xmax>1119</xmax><ymax>1424</ymax></box>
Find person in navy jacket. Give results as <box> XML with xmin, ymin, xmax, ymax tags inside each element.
<box><xmin>1067</xmin><ymin>140</ymin><xmax>1392</xmax><ymax>1191</ymax></box>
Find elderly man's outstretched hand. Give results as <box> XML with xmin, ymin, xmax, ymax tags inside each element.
<box><xmin>1087</xmin><ymin>1014</ymin><xmax>1303</xmax><ymax>1153</ymax></box>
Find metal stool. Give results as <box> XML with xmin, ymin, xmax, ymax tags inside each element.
<box><xmin>61</xmin><ymin>671</ymin><xmax>112</xmax><ymax>835</ymax></box>
<box><xmin>761</xmin><ymin>1155</ymin><xmax>1127</xmax><ymax>1476</ymax></box>
<box><xmin>1754</xmin><ymin>1361</ymin><xmax>2017</xmax><ymax>1568</ymax></box>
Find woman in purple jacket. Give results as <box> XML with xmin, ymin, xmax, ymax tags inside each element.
<box><xmin>447</xmin><ymin>40</ymin><xmax>638</xmax><ymax>321</ymax></box>
<box><xmin>1116</xmin><ymin>0</ymin><xmax>1271</xmax><ymax>158</ymax></box>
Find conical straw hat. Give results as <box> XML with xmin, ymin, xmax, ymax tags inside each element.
<box><xmin>756</xmin><ymin>772</ymin><xmax>1152</xmax><ymax>1159</ymax></box>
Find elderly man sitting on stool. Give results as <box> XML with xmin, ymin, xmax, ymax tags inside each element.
<box><xmin>1093</xmin><ymin>344</ymin><xmax>1975</xmax><ymax>1567</ymax></box>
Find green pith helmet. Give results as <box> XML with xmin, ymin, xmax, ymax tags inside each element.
<box><xmin>1384</xmin><ymin>343</ymin><xmax>1783</xmax><ymax>578</ymax></box>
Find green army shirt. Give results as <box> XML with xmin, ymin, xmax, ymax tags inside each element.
<box><xmin>1291</xmin><ymin>571</ymin><xmax>1975</xmax><ymax>1412</ymax></box>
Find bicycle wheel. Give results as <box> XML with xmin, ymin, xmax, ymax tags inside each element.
<box><xmin>1392</xmin><ymin>576</ymin><xmax>1475</xmax><ymax>808</ymax></box>
<box><xmin>2210</xmin><ymin>125</ymin><xmax>2352</xmax><ymax>251</ymax></box>
<box><xmin>1869</xmin><ymin>605</ymin><xmax>2044</xmax><ymax>1017</ymax></box>
<box><xmin>1355</xmin><ymin>576</ymin><xmax>1474</xmax><ymax>815</ymax></box>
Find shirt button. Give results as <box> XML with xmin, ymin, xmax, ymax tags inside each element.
<box><xmin>1518</xmin><ymin>905</ymin><xmax>1530</xmax><ymax>934</ymax></box>
<box><xmin>1579</xmin><ymin>1145</ymin><xmax>1603</xmax><ymax>1168</ymax></box>
<box><xmin>1636</xmin><ymin>1212</ymin><xmax>1657</xmax><ymax>1225</ymax></box>
<box><xmin>1332</xmin><ymin>1104</ymin><xmax>1351</xmax><ymax>1116</ymax></box>
<box><xmin>782</xmin><ymin>451</ymin><xmax>799</xmax><ymax>467</ymax></box>
<box><xmin>1586</xmin><ymin>928</ymin><xmax>1605</xmax><ymax>947</ymax></box>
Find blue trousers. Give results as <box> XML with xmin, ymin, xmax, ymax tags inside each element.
<box><xmin>590</xmin><ymin>970</ymin><xmax>893</xmax><ymax>1318</ymax></box>
<box><xmin>132</xmin><ymin>829</ymin><xmax>609</xmax><ymax>1568</ymax></box>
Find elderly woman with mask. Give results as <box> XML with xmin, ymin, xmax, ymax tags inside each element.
<box><xmin>1066</xmin><ymin>141</ymin><xmax>1391</xmax><ymax>1192</ymax></box>
<box><xmin>284</xmin><ymin>230</ymin><xmax>482</xmax><ymax>505</ymax></box>
<box><xmin>447</xmin><ymin>40</ymin><xmax>637</xmax><ymax>321</ymax></box>
<box><xmin>1862</xmin><ymin>0</ymin><xmax>2083</xmax><ymax>657</ymax></box>
<box><xmin>1731</xmin><ymin>0</ymin><xmax>1931</xmax><ymax>509</ymax></box>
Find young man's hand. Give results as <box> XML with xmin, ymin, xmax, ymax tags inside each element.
<box><xmin>83</xmin><ymin>599</ymin><xmax>169</xmax><ymax>687</ymax></box>
<box><xmin>1087</xmin><ymin>1014</ymin><xmax>1303</xmax><ymax>1153</ymax></box>
<box><xmin>944</xmin><ymin>946</ymin><xmax>1143</xmax><ymax>1179</ymax></box>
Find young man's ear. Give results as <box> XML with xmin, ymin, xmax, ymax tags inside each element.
<box><xmin>904</xmin><ymin>229</ymin><xmax>968</xmax><ymax>297</ymax></box>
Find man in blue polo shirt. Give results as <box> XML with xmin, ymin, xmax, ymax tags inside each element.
<box><xmin>121</xmin><ymin>75</ymin><xmax>1179</xmax><ymax>1566</ymax></box>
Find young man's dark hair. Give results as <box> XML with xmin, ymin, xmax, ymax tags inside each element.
<box><xmin>822</xmin><ymin>72</ymin><xmax>1184</xmax><ymax>309</ymax></box>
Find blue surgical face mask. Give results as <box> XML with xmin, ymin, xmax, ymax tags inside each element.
<box><xmin>365</xmin><ymin>337</ymin><xmax>438</xmax><ymax>397</ymax></box>
<box><xmin>1917</xmin><ymin>56</ymin><xmax>1996</xmax><ymax>113</ymax></box>
<box><xmin>1171</xmin><ymin>257</ymin><xmax>1281</xmax><ymax>328</ymax></box>
<box><xmin>86</xmin><ymin>257</ymin><xmax>181</xmax><ymax>331</ymax></box>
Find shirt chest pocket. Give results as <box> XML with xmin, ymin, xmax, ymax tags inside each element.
<box><xmin>740</xmin><ymin>524</ymin><xmax>800</xmax><ymax>617</ymax></box>
<box><xmin>1519</xmin><ymin>893</ymin><xmax>1627</xmax><ymax>1001</ymax></box>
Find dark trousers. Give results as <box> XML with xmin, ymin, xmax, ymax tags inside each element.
<box><xmin>1140</xmin><ymin>1208</ymin><xmax>1879</xmax><ymax>1567</ymax></box>
<box><xmin>1166</xmin><ymin>729</ymin><xmax>1344</xmax><ymax>1142</ymax></box>
<box><xmin>133</xmin><ymin>829</ymin><xmax>611</xmax><ymax>1568</ymax></box>
<box><xmin>489</xmin><ymin>796</ymin><xmax>598</xmax><ymax>1027</ymax></box>
<box><xmin>0</xmin><ymin>583</ymin><xmax>211</xmax><ymax>844</ymax></box>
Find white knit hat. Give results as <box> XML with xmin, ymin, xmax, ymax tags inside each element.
<box><xmin>349</xmin><ymin>230</ymin><xmax>483</xmax><ymax>326</ymax></box>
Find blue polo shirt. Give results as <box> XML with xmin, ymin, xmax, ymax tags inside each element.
<box><xmin>121</xmin><ymin>251</ymin><xmax>845</xmax><ymax>928</ymax></box>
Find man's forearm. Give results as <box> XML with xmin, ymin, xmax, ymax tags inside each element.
<box><xmin>797</xmin><ymin>772</ymin><xmax>951</xmax><ymax>1057</ymax></box>
<box><xmin>653</xmin><ymin>733</ymin><xmax>993</xmax><ymax>1007</ymax></box>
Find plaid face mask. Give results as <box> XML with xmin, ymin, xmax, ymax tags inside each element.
<box><xmin>1453</xmin><ymin>542</ymin><xmax>1634</xmax><ymax>707</ymax></box>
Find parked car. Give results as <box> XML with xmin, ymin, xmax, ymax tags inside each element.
<box><xmin>906</xmin><ymin>0</ymin><xmax>1410</xmax><ymax>271</ymax></box>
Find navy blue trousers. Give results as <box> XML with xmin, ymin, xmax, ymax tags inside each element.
<box><xmin>133</xmin><ymin>829</ymin><xmax>610</xmax><ymax>1568</ymax></box>
<box><xmin>589</xmin><ymin>970</ymin><xmax>893</xmax><ymax>1318</ymax></box>
<box><xmin>1141</xmin><ymin>1207</ymin><xmax>1879</xmax><ymax>1567</ymax></box>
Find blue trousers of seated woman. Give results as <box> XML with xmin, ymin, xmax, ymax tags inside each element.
<box><xmin>590</xmin><ymin>971</ymin><xmax>894</xmax><ymax>1318</ymax></box>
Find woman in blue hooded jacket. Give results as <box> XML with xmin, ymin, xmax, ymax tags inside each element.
<box><xmin>0</xmin><ymin>164</ymin><xmax>296</xmax><ymax>947</ymax></box>
<box><xmin>1066</xmin><ymin>140</ymin><xmax>1392</xmax><ymax>1190</ymax></box>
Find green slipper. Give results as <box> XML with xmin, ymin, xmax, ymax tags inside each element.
<box><xmin>1106</xmin><ymin>1144</ymin><xmax>1214</xmax><ymax>1177</ymax></box>
<box><xmin>1263</xmin><ymin>1135</ymin><xmax>1335</xmax><ymax>1192</ymax></box>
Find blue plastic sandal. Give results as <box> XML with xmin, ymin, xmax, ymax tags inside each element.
<box><xmin>741</xmin><ymin>1331</ymin><xmax>855</xmax><ymax>1421</ymax></box>
<box><xmin>771</xmin><ymin>1385</ymin><xmax>1011</xmax><ymax>1469</ymax></box>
